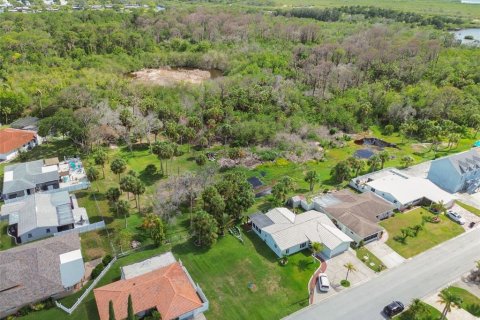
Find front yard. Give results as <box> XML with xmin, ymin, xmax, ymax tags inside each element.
<box><xmin>21</xmin><ymin>229</ymin><xmax>316</xmax><ymax>320</ymax></box>
<box><xmin>394</xmin><ymin>301</ymin><xmax>443</xmax><ymax>320</ymax></box>
<box><xmin>380</xmin><ymin>208</ymin><xmax>464</xmax><ymax>258</ymax></box>
<box><xmin>355</xmin><ymin>246</ymin><xmax>386</xmax><ymax>272</ymax></box>
<box><xmin>447</xmin><ymin>287</ymin><xmax>480</xmax><ymax>317</ymax></box>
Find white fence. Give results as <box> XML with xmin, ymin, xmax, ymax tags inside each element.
<box><xmin>54</xmin><ymin>221</ymin><xmax>106</xmax><ymax>236</ymax></box>
<box><xmin>55</xmin><ymin>256</ymin><xmax>117</xmax><ymax>314</ymax></box>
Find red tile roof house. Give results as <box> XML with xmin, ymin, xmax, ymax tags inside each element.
<box><xmin>0</xmin><ymin>128</ymin><xmax>41</xmax><ymax>161</ymax></box>
<box><xmin>94</xmin><ymin>252</ymin><xmax>209</xmax><ymax>320</ymax></box>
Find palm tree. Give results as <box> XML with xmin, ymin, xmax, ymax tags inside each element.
<box><xmin>401</xmin><ymin>155</ymin><xmax>414</xmax><ymax>168</ymax></box>
<box><xmin>347</xmin><ymin>157</ymin><xmax>365</xmax><ymax>177</ymax></box>
<box><xmin>378</xmin><ymin>150</ymin><xmax>390</xmax><ymax>169</ymax></box>
<box><xmin>408</xmin><ymin>298</ymin><xmax>427</xmax><ymax>320</ymax></box>
<box><xmin>304</xmin><ymin>170</ymin><xmax>320</xmax><ymax>192</ymax></box>
<box><xmin>344</xmin><ymin>262</ymin><xmax>357</xmax><ymax>281</ymax></box>
<box><xmin>311</xmin><ymin>242</ymin><xmax>324</xmax><ymax>263</ymax></box>
<box><xmin>368</xmin><ymin>154</ymin><xmax>381</xmax><ymax>172</ymax></box>
<box><xmin>438</xmin><ymin>287</ymin><xmax>462</xmax><ymax>320</ymax></box>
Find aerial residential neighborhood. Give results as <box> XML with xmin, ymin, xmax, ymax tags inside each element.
<box><xmin>1</xmin><ymin>1</ymin><xmax>480</xmax><ymax>320</ymax></box>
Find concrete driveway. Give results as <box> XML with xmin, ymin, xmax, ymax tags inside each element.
<box><xmin>449</xmin><ymin>203</ymin><xmax>480</xmax><ymax>231</ymax></box>
<box><xmin>366</xmin><ymin>241</ymin><xmax>405</xmax><ymax>269</ymax></box>
<box><xmin>312</xmin><ymin>249</ymin><xmax>376</xmax><ymax>304</ymax></box>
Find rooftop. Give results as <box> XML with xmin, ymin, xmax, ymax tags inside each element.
<box><xmin>2</xmin><ymin>159</ymin><xmax>59</xmax><ymax>195</ymax></box>
<box><xmin>253</xmin><ymin>208</ymin><xmax>352</xmax><ymax>251</ymax></box>
<box><xmin>316</xmin><ymin>190</ymin><xmax>395</xmax><ymax>238</ymax></box>
<box><xmin>1</xmin><ymin>191</ymin><xmax>74</xmax><ymax>236</ymax></box>
<box><xmin>121</xmin><ymin>252</ymin><xmax>176</xmax><ymax>279</ymax></box>
<box><xmin>0</xmin><ymin>128</ymin><xmax>36</xmax><ymax>154</ymax></box>
<box><xmin>94</xmin><ymin>261</ymin><xmax>203</xmax><ymax>320</ymax></box>
<box><xmin>432</xmin><ymin>147</ymin><xmax>480</xmax><ymax>175</ymax></box>
<box><xmin>0</xmin><ymin>233</ymin><xmax>82</xmax><ymax>314</ymax></box>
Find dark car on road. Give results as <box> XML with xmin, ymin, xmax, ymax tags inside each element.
<box><xmin>383</xmin><ymin>301</ymin><xmax>405</xmax><ymax>317</ymax></box>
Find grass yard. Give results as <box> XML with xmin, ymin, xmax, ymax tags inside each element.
<box><xmin>21</xmin><ymin>229</ymin><xmax>316</xmax><ymax>320</ymax></box>
<box><xmin>447</xmin><ymin>287</ymin><xmax>480</xmax><ymax>317</ymax></box>
<box><xmin>394</xmin><ymin>301</ymin><xmax>443</xmax><ymax>320</ymax></box>
<box><xmin>355</xmin><ymin>246</ymin><xmax>386</xmax><ymax>272</ymax></box>
<box><xmin>0</xmin><ymin>221</ymin><xmax>15</xmax><ymax>250</ymax></box>
<box><xmin>380</xmin><ymin>208</ymin><xmax>465</xmax><ymax>258</ymax></box>
<box><xmin>456</xmin><ymin>201</ymin><xmax>480</xmax><ymax>217</ymax></box>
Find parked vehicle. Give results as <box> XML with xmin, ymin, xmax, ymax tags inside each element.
<box><xmin>446</xmin><ymin>210</ymin><xmax>466</xmax><ymax>225</ymax></box>
<box><xmin>383</xmin><ymin>301</ymin><xmax>404</xmax><ymax>317</ymax></box>
<box><xmin>317</xmin><ymin>273</ymin><xmax>330</xmax><ymax>292</ymax></box>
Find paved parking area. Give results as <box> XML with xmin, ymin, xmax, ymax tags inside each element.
<box><xmin>366</xmin><ymin>240</ymin><xmax>406</xmax><ymax>268</ymax></box>
<box><xmin>449</xmin><ymin>203</ymin><xmax>480</xmax><ymax>231</ymax></box>
<box><xmin>312</xmin><ymin>250</ymin><xmax>376</xmax><ymax>304</ymax></box>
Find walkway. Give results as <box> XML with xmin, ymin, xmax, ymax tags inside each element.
<box><xmin>366</xmin><ymin>237</ymin><xmax>405</xmax><ymax>269</ymax></box>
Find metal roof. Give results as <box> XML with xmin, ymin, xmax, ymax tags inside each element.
<box><xmin>249</xmin><ymin>212</ymin><xmax>274</xmax><ymax>229</ymax></box>
<box><xmin>3</xmin><ymin>160</ymin><xmax>59</xmax><ymax>194</ymax></box>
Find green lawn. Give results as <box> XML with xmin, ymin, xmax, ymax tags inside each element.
<box><xmin>21</xmin><ymin>229</ymin><xmax>316</xmax><ymax>320</ymax></box>
<box><xmin>380</xmin><ymin>208</ymin><xmax>465</xmax><ymax>258</ymax></box>
<box><xmin>447</xmin><ymin>287</ymin><xmax>480</xmax><ymax>317</ymax></box>
<box><xmin>456</xmin><ymin>201</ymin><xmax>480</xmax><ymax>217</ymax></box>
<box><xmin>0</xmin><ymin>221</ymin><xmax>15</xmax><ymax>250</ymax></box>
<box><xmin>395</xmin><ymin>301</ymin><xmax>443</xmax><ymax>320</ymax></box>
<box><xmin>355</xmin><ymin>246</ymin><xmax>386</xmax><ymax>272</ymax></box>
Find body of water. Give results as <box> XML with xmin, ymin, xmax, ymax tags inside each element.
<box><xmin>452</xmin><ymin>28</ymin><xmax>480</xmax><ymax>46</ymax></box>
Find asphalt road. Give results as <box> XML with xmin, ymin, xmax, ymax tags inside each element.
<box><xmin>285</xmin><ymin>228</ymin><xmax>480</xmax><ymax>320</ymax></box>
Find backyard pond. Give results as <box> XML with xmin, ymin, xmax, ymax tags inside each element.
<box><xmin>452</xmin><ymin>28</ymin><xmax>480</xmax><ymax>46</ymax></box>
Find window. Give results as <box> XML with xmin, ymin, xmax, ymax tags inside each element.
<box><xmin>274</xmin><ymin>244</ymin><xmax>277</xmax><ymax>248</ymax></box>
<box><xmin>46</xmin><ymin>229</ymin><xmax>50</xmax><ymax>233</ymax></box>
<box><xmin>28</xmin><ymin>233</ymin><xmax>32</xmax><ymax>238</ymax></box>
<box><xmin>300</xmin><ymin>242</ymin><xmax>307</xmax><ymax>248</ymax></box>
<box><xmin>285</xmin><ymin>249</ymin><xmax>290</xmax><ymax>254</ymax></box>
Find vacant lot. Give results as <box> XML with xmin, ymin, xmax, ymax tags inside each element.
<box><xmin>380</xmin><ymin>208</ymin><xmax>464</xmax><ymax>258</ymax></box>
<box><xmin>131</xmin><ymin>68</ymin><xmax>217</xmax><ymax>86</ymax></box>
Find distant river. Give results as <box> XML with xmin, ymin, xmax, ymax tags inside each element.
<box><xmin>452</xmin><ymin>28</ymin><xmax>480</xmax><ymax>46</ymax></box>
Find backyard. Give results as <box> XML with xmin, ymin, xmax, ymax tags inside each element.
<box><xmin>21</xmin><ymin>228</ymin><xmax>317</xmax><ymax>320</ymax></box>
<box><xmin>380</xmin><ymin>208</ymin><xmax>465</xmax><ymax>258</ymax></box>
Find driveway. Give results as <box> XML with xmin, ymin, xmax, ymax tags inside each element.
<box><xmin>312</xmin><ymin>249</ymin><xmax>376</xmax><ymax>304</ymax></box>
<box><xmin>449</xmin><ymin>203</ymin><xmax>480</xmax><ymax>231</ymax></box>
<box><xmin>284</xmin><ymin>227</ymin><xmax>480</xmax><ymax>320</ymax></box>
<box><xmin>366</xmin><ymin>240</ymin><xmax>405</xmax><ymax>269</ymax></box>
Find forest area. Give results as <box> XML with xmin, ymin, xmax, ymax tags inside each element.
<box><xmin>1</xmin><ymin>4</ymin><xmax>480</xmax><ymax>320</ymax></box>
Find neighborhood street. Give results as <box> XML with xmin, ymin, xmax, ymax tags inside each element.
<box><xmin>285</xmin><ymin>228</ymin><xmax>480</xmax><ymax>320</ymax></box>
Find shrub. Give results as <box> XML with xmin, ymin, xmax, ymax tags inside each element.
<box><xmin>195</xmin><ymin>154</ymin><xmax>207</xmax><ymax>166</ymax></box>
<box><xmin>258</xmin><ymin>150</ymin><xmax>278</xmax><ymax>161</ymax></box>
<box><xmin>329</xmin><ymin>128</ymin><xmax>337</xmax><ymax>135</ymax></box>
<box><xmin>145</xmin><ymin>164</ymin><xmax>157</xmax><ymax>175</ymax></box>
<box><xmin>91</xmin><ymin>263</ymin><xmax>105</xmax><ymax>280</ymax></box>
<box><xmin>102</xmin><ymin>254</ymin><xmax>113</xmax><ymax>266</ymax></box>
<box><xmin>340</xmin><ymin>280</ymin><xmax>350</xmax><ymax>287</ymax></box>
<box><xmin>384</xmin><ymin>124</ymin><xmax>394</xmax><ymax>135</ymax></box>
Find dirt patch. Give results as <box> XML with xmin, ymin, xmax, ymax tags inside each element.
<box><xmin>130</xmin><ymin>67</ymin><xmax>217</xmax><ymax>86</ymax></box>
<box><xmin>263</xmin><ymin>274</ymin><xmax>281</xmax><ymax>296</ymax></box>
<box><xmin>411</xmin><ymin>143</ymin><xmax>431</xmax><ymax>153</ymax></box>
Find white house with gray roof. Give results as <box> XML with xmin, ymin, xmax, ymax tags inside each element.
<box><xmin>2</xmin><ymin>158</ymin><xmax>89</xmax><ymax>203</ymax></box>
<box><xmin>0</xmin><ymin>191</ymin><xmax>87</xmax><ymax>244</ymax></box>
<box><xmin>427</xmin><ymin>148</ymin><xmax>480</xmax><ymax>194</ymax></box>
<box><xmin>249</xmin><ymin>208</ymin><xmax>352</xmax><ymax>258</ymax></box>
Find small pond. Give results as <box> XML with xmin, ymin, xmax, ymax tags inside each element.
<box><xmin>451</xmin><ymin>28</ymin><xmax>480</xmax><ymax>46</ymax></box>
<box><xmin>354</xmin><ymin>149</ymin><xmax>375</xmax><ymax>159</ymax></box>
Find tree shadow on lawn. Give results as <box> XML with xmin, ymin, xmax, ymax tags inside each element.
<box><xmin>243</xmin><ymin>231</ymin><xmax>278</xmax><ymax>263</ymax></box>
<box><xmin>139</xmin><ymin>166</ymin><xmax>163</xmax><ymax>186</ymax></box>
<box><xmin>171</xmin><ymin>239</ymin><xmax>212</xmax><ymax>256</ymax></box>
<box><xmin>296</xmin><ymin>256</ymin><xmax>314</xmax><ymax>272</ymax></box>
